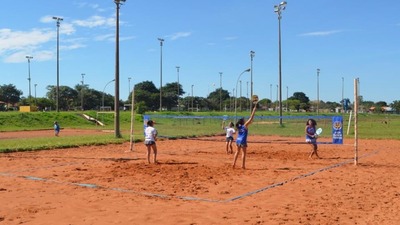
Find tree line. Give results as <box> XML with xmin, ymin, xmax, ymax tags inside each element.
<box><xmin>1</xmin><ymin>82</ymin><xmax>399</xmax><ymax>114</ymax></box>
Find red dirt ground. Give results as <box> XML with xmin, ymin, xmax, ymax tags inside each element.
<box><xmin>1</xmin><ymin>130</ymin><xmax>399</xmax><ymax>225</ymax></box>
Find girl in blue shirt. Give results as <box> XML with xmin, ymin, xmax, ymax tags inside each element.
<box><xmin>232</xmin><ymin>103</ymin><xmax>257</xmax><ymax>169</ymax></box>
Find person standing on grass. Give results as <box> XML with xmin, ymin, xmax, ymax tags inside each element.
<box><xmin>54</xmin><ymin>121</ymin><xmax>60</xmax><ymax>137</ymax></box>
<box><xmin>305</xmin><ymin>118</ymin><xmax>320</xmax><ymax>159</ymax></box>
<box><xmin>144</xmin><ymin>120</ymin><xmax>158</xmax><ymax>164</ymax></box>
<box><xmin>222</xmin><ymin>120</ymin><xmax>235</xmax><ymax>154</ymax></box>
<box><xmin>232</xmin><ymin>103</ymin><xmax>258</xmax><ymax>169</ymax></box>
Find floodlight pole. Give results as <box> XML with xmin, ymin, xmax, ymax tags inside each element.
<box><xmin>176</xmin><ymin>66</ymin><xmax>180</xmax><ymax>112</ymax></box>
<box><xmin>286</xmin><ymin>86</ymin><xmax>288</xmax><ymax>111</ymax></box>
<box><xmin>250</xmin><ymin>50</ymin><xmax>255</xmax><ymax>110</ymax></box>
<box><xmin>342</xmin><ymin>77</ymin><xmax>344</xmax><ymax>113</ymax></box>
<box><xmin>114</xmin><ymin>0</ymin><xmax>126</xmax><ymax>138</ymax></box>
<box><xmin>34</xmin><ymin>84</ymin><xmax>37</xmax><ymax>105</ymax></box>
<box><xmin>81</xmin><ymin>73</ymin><xmax>85</xmax><ymax>110</ymax></box>
<box><xmin>158</xmin><ymin>38</ymin><xmax>164</xmax><ymax>112</ymax></box>
<box><xmin>274</xmin><ymin>1</ymin><xmax>287</xmax><ymax>126</ymax></box>
<box><xmin>128</xmin><ymin>77</ymin><xmax>131</xmax><ymax>96</ymax></box>
<box><xmin>52</xmin><ymin>16</ymin><xmax>63</xmax><ymax>112</ymax></box>
<box><xmin>219</xmin><ymin>72</ymin><xmax>223</xmax><ymax>111</ymax></box>
<box><xmin>26</xmin><ymin>56</ymin><xmax>33</xmax><ymax>107</ymax></box>
<box><xmin>191</xmin><ymin>84</ymin><xmax>194</xmax><ymax>112</ymax></box>
<box><xmin>270</xmin><ymin>84</ymin><xmax>272</xmax><ymax>109</ymax></box>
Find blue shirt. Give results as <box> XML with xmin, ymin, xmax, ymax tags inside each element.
<box><xmin>306</xmin><ymin>125</ymin><xmax>316</xmax><ymax>142</ymax></box>
<box><xmin>236</xmin><ymin>124</ymin><xmax>248</xmax><ymax>145</ymax></box>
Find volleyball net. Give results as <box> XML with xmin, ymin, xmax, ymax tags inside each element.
<box><xmin>142</xmin><ymin>114</ymin><xmax>346</xmax><ymax>145</ymax></box>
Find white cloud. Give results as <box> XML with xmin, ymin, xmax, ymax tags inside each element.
<box><xmin>5</xmin><ymin>50</ymin><xmax>54</xmax><ymax>63</ymax></box>
<box><xmin>168</xmin><ymin>32</ymin><xmax>192</xmax><ymax>41</ymax></box>
<box><xmin>0</xmin><ymin>28</ymin><xmax>54</xmax><ymax>55</ymax></box>
<box><xmin>299</xmin><ymin>30</ymin><xmax>343</xmax><ymax>37</ymax></box>
<box><xmin>73</xmin><ymin>16</ymin><xmax>114</xmax><ymax>28</ymax></box>
<box><xmin>120</xmin><ymin>36</ymin><xmax>136</xmax><ymax>42</ymax></box>
<box><xmin>34</xmin><ymin>50</ymin><xmax>53</xmax><ymax>61</ymax></box>
<box><xmin>75</xmin><ymin>2</ymin><xmax>107</xmax><ymax>12</ymax></box>
<box><xmin>1</xmin><ymin>12</ymin><xmax>117</xmax><ymax>63</ymax></box>
<box><xmin>95</xmin><ymin>33</ymin><xmax>114</xmax><ymax>41</ymax></box>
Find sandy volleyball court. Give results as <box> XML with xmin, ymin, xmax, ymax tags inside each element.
<box><xmin>0</xmin><ymin>130</ymin><xmax>399</xmax><ymax>224</ymax></box>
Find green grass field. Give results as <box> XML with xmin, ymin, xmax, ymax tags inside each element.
<box><xmin>0</xmin><ymin>110</ymin><xmax>399</xmax><ymax>152</ymax></box>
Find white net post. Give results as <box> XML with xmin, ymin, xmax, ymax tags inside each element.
<box><xmin>129</xmin><ymin>87</ymin><xmax>135</xmax><ymax>152</ymax></box>
<box><xmin>354</xmin><ymin>78</ymin><xmax>359</xmax><ymax>165</ymax></box>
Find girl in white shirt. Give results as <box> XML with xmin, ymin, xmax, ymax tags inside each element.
<box><xmin>222</xmin><ymin>121</ymin><xmax>236</xmax><ymax>154</ymax></box>
<box><xmin>144</xmin><ymin>120</ymin><xmax>158</xmax><ymax>164</ymax></box>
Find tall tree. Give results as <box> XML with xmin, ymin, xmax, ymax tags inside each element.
<box><xmin>161</xmin><ymin>82</ymin><xmax>185</xmax><ymax>110</ymax></box>
<box><xmin>133</xmin><ymin>81</ymin><xmax>159</xmax><ymax>111</ymax></box>
<box><xmin>207</xmin><ymin>88</ymin><xmax>230</xmax><ymax>111</ymax></box>
<box><xmin>46</xmin><ymin>85</ymin><xmax>78</xmax><ymax>111</ymax></box>
<box><xmin>0</xmin><ymin>84</ymin><xmax>23</xmax><ymax>106</ymax></box>
<box><xmin>289</xmin><ymin>92</ymin><xmax>310</xmax><ymax>104</ymax></box>
<box><xmin>289</xmin><ymin>92</ymin><xmax>310</xmax><ymax>111</ymax></box>
<box><xmin>390</xmin><ymin>100</ymin><xmax>400</xmax><ymax>113</ymax></box>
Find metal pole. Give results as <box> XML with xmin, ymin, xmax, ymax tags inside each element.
<box><xmin>274</xmin><ymin>1</ymin><xmax>286</xmax><ymax>125</ymax></box>
<box><xmin>342</xmin><ymin>77</ymin><xmax>344</xmax><ymax>113</ymax></box>
<box><xmin>81</xmin><ymin>73</ymin><xmax>85</xmax><ymax>110</ymax></box>
<box><xmin>128</xmin><ymin>77</ymin><xmax>131</xmax><ymax>96</ymax></box>
<box><xmin>52</xmin><ymin>17</ymin><xmax>63</xmax><ymax>112</ymax></box>
<box><xmin>34</xmin><ymin>84</ymin><xmax>37</xmax><ymax>106</ymax></box>
<box><xmin>276</xmin><ymin>84</ymin><xmax>278</xmax><ymax>112</ymax></box>
<box><xmin>158</xmin><ymin>38</ymin><xmax>164</xmax><ymax>111</ymax></box>
<box><xmin>26</xmin><ymin>56</ymin><xmax>33</xmax><ymax>107</ymax></box>
<box><xmin>286</xmin><ymin>86</ymin><xmax>288</xmax><ymax>111</ymax></box>
<box><xmin>219</xmin><ymin>72</ymin><xmax>222</xmax><ymax>111</ymax></box>
<box><xmin>114</xmin><ymin>0</ymin><xmax>125</xmax><ymax>138</ymax></box>
<box><xmin>270</xmin><ymin>84</ymin><xmax>272</xmax><ymax>110</ymax></box>
<box><xmin>278</xmin><ymin>14</ymin><xmax>283</xmax><ymax>124</ymax></box>
<box><xmin>246</xmin><ymin>81</ymin><xmax>249</xmax><ymax>110</ymax></box>
<box><xmin>176</xmin><ymin>66</ymin><xmax>180</xmax><ymax>112</ymax></box>
<box><xmin>317</xmin><ymin>68</ymin><xmax>320</xmax><ymax>115</ymax></box>
<box><xmin>191</xmin><ymin>85</ymin><xmax>194</xmax><ymax>112</ymax></box>
<box><xmin>250</xmin><ymin>50</ymin><xmax>255</xmax><ymax>110</ymax></box>
<box><xmin>239</xmin><ymin>80</ymin><xmax>242</xmax><ymax>111</ymax></box>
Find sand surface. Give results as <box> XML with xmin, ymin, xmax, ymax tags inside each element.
<box><xmin>1</xmin><ymin>130</ymin><xmax>399</xmax><ymax>224</ymax></box>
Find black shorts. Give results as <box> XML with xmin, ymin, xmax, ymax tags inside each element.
<box><xmin>144</xmin><ymin>140</ymin><xmax>156</xmax><ymax>146</ymax></box>
<box><xmin>226</xmin><ymin>136</ymin><xmax>234</xmax><ymax>142</ymax></box>
<box><xmin>236</xmin><ymin>143</ymin><xmax>248</xmax><ymax>147</ymax></box>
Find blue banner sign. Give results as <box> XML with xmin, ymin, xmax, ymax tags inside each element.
<box><xmin>332</xmin><ymin>116</ymin><xmax>343</xmax><ymax>144</ymax></box>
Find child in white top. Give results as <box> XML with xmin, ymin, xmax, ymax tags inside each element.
<box><xmin>222</xmin><ymin>120</ymin><xmax>236</xmax><ymax>154</ymax></box>
<box><xmin>144</xmin><ymin>120</ymin><xmax>158</xmax><ymax>164</ymax></box>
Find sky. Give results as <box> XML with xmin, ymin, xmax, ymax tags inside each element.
<box><xmin>1</xmin><ymin>0</ymin><xmax>399</xmax><ymax>105</ymax></box>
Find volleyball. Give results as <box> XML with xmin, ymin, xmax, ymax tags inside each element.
<box><xmin>252</xmin><ymin>95</ymin><xmax>259</xmax><ymax>103</ymax></box>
